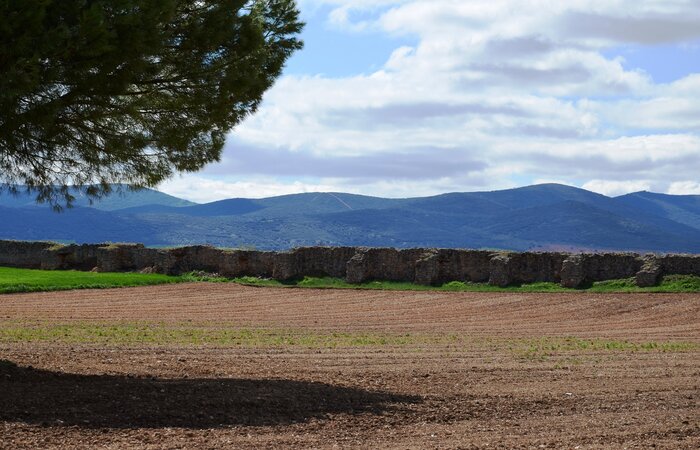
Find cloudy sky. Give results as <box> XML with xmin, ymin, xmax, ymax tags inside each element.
<box><xmin>160</xmin><ymin>0</ymin><xmax>700</xmax><ymax>203</ymax></box>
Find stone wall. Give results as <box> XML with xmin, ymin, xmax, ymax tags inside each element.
<box><xmin>1</xmin><ymin>240</ymin><xmax>699</xmax><ymax>288</ymax></box>
<box><xmin>0</xmin><ymin>240</ymin><xmax>57</xmax><ymax>269</ymax></box>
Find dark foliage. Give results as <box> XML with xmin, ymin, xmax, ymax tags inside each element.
<box><xmin>0</xmin><ymin>0</ymin><xmax>303</xmax><ymax>207</ymax></box>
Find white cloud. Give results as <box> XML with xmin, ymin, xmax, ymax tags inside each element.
<box><xmin>181</xmin><ymin>0</ymin><xmax>700</xmax><ymax>202</ymax></box>
<box><xmin>159</xmin><ymin>170</ymin><xmax>508</xmax><ymax>203</ymax></box>
<box><xmin>667</xmin><ymin>181</ymin><xmax>700</xmax><ymax>196</ymax></box>
<box><xmin>582</xmin><ymin>180</ymin><xmax>652</xmax><ymax>197</ymax></box>
<box><xmin>159</xmin><ymin>176</ymin><xmax>337</xmax><ymax>203</ymax></box>
<box><xmin>532</xmin><ymin>179</ymin><xmax>577</xmax><ymax>188</ymax></box>
<box><xmin>509</xmin><ymin>134</ymin><xmax>700</xmax><ymax>163</ymax></box>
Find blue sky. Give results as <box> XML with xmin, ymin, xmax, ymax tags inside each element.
<box><xmin>161</xmin><ymin>0</ymin><xmax>700</xmax><ymax>202</ymax></box>
<box><xmin>283</xmin><ymin>5</ymin><xmax>418</xmax><ymax>77</ymax></box>
<box><xmin>605</xmin><ymin>41</ymin><xmax>700</xmax><ymax>84</ymax></box>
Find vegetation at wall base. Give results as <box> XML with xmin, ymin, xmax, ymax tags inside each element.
<box><xmin>3</xmin><ymin>267</ymin><xmax>700</xmax><ymax>294</ymax></box>
<box><xmin>230</xmin><ymin>274</ymin><xmax>700</xmax><ymax>293</ymax></box>
<box><xmin>0</xmin><ymin>267</ymin><xmax>182</xmax><ymax>294</ymax></box>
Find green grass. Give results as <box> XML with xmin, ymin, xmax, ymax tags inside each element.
<box><xmin>4</xmin><ymin>266</ymin><xmax>700</xmax><ymax>295</ymax></box>
<box><xmin>0</xmin><ymin>267</ymin><xmax>183</xmax><ymax>294</ymax></box>
<box><xmin>0</xmin><ymin>321</ymin><xmax>696</xmax><ymax>353</ymax></box>
<box><xmin>587</xmin><ymin>275</ymin><xmax>700</xmax><ymax>293</ymax></box>
<box><xmin>0</xmin><ymin>321</ymin><xmax>454</xmax><ymax>347</ymax></box>
<box><xmin>231</xmin><ymin>274</ymin><xmax>700</xmax><ymax>293</ymax></box>
<box><xmin>511</xmin><ymin>336</ymin><xmax>697</xmax><ymax>360</ymax></box>
<box><xmin>230</xmin><ymin>276</ymin><xmax>572</xmax><ymax>292</ymax></box>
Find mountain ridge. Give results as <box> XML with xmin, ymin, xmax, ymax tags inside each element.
<box><xmin>2</xmin><ymin>183</ymin><xmax>700</xmax><ymax>253</ymax></box>
<box><xmin>0</xmin><ymin>184</ymin><xmax>196</xmax><ymax>211</ymax></box>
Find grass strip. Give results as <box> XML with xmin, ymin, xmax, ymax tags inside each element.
<box><xmin>0</xmin><ymin>321</ymin><xmax>696</xmax><ymax>353</ymax></box>
<box><xmin>230</xmin><ymin>274</ymin><xmax>700</xmax><ymax>293</ymax></box>
<box><xmin>3</xmin><ymin>266</ymin><xmax>700</xmax><ymax>294</ymax></box>
<box><xmin>0</xmin><ymin>267</ymin><xmax>183</xmax><ymax>294</ymax></box>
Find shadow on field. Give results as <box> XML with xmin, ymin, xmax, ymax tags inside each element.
<box><xmin>0</xmin><ymin>360</ymin><xmax>421</xmax><ymax>429</ymax></box>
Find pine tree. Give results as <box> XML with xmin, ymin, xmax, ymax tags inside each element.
<box><xmin>0</xmin><ymin>0</ymin><xmax>303</xmax><ymax>207</ymax></box>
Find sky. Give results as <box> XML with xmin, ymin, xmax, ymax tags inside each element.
<box><xmin>160</xmin><ymin>0</ymin><xmax>700</xmax><ymax>203</ymax></box>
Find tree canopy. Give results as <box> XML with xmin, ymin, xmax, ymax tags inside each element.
<box><xmin>0</xmin><ymin>0</ymin><xmax>303</xmax><ymax>207</ymax></box>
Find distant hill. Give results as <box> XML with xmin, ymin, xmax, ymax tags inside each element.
<box><xmin>2</xmin><ymin>183</ymin><xmax>700</xmax><ymax>253</ymax></box>
<box><xmin>615</xmin><ymin>191</ymin><xmax>700</xmax><ymax>230</ymax></box>
<box><xmin>119</xmin><ymin>192</ymin><xmax>403</xmax><ymax>217</ymax></box>
<box><xmin>119</xmin><ymin>198</ymin><xmax>263</xmax><ymax>217</ymax></box>
<box><xmin>0</xmin><ymin>184</ymin><xmax>196</xmax><ymax>211</ymax></box>
<box><xmin>0</xmin><ymin>205</ymin><xmax>163</xmax><ymax>245</ymax></box>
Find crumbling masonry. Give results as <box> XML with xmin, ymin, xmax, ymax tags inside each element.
<box><xmin>2</xmin><ymin>240</ymin><xmax>700</xmax><ymax>288</ymax></box>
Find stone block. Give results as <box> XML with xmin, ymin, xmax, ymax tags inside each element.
<box><xmin>561</xmin><ymin>255</ymin><xmax>586</xmax><ymax>288</ymax></box>
<box><xmin>635</xmin><ymin>256</ymin><xmax>662</xmax><ymax>287</ymax></box>
<box><xmin>272</xmin><ymin>252</ymin><xmax>296</xmax><ymax>281</ymax></box>
<box><xmin>488</xmin><ymin>254</ymin><xmax>512</xmax><ymax>287</ymax></box>
<box><xmin>346</xmin><ymin>251</ymin><xmax>369</xmax><ymax>284</ymax></box>
<box><xmin>414</xmin><ymin>251</ymin><xmax>439</xmax><ymax>285</ymax></box>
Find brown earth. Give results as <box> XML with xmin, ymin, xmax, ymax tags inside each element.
<box><xmin>1</xmin><ymin>283</ymin><xmax>699</xmax><ymax>449</ymax></box>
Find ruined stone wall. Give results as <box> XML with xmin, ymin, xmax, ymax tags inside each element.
<box><xmin>346</xmin><ymin>248</ymin><xmax>428</xmax><ymax>283</ymax></box>
<box><xmin>0</xmin><ymin>240</ymin><xmax>57</xmax><ymax>269</ymax></box>
<box><xmin>560</xmin><ymin>253</ymin><xmax>644</xmax><ymax>288</ymax></box>
<box><xmin>2</xmin><ymin>240</ymin><xmax>700</xmax><ymax>288</ymax></box>
<box><xmin>487</xmin><ymin>252</ymin><xmax>569</xmax><ymax>287</ymax></box>
<box><xmin>415</xmin><ymin>249</ymin><xmax>493</xmax><ymax>285</ymax></box>
<box><xmin>273</xmin><ymin>247</ymin><xmax>357</xmax><ymax>280</ymax></box>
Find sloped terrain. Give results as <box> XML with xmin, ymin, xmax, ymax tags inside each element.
<box><xmin>0</xmin><ymin>206</ymin><xmax>163</xmax><ymax>245</ymax></box>
<box><xmin>0</xmin><ymin>184</ymin><xmax>194</xmax><ymax>211</ymax></box>
<box><xmin>3</xmin><ymin>184</ymin><xmax>700</xmax><ymax>252</ymax></box>
<box><xmin>617</xmin><ymin>191</ymin><xmax>700</xmax><ymax>230</ymax></box>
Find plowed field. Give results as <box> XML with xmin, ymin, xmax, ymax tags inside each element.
<box><xmin>1</xmin><ymin>283</ymin><xmax>699</xmax><ymax>449</ymax></box>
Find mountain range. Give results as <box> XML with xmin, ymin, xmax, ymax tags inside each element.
<box><xmin>2</xmin><ymin>183</ymin><xmax>700</xmax><ymax>253</ymax></box>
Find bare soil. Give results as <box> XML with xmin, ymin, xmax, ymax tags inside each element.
<box><xmin>1</xmin><ymin>283</ymin><xmax>699</xmax><ymax>449</ymax></box>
